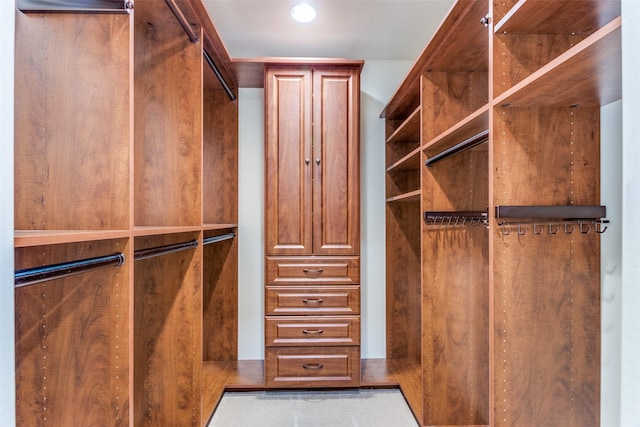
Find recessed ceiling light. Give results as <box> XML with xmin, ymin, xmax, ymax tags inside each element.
<box><xmin>291</xmin><ymin>2</ymin><xmax>316</xmax><ymax>23</ymax></box>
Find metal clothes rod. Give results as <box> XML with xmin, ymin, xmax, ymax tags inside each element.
<box><xmin>134</xmin><ymin>239</ymin><xmax>199</xmax><ymax>261</ymax></box>
<box><xmin>164</xmin><ymin>0</ymin><xmax>199</xmax><ymax>43</ymax></box>
<box><xmin>495</xmin><ymin>205</ymin><xmax>607</xmax><ymax>219</ymax></box>
<box><xmin>15</xmin><ymin>252</ymin><xmax>125</xmax><ymax>288</ymax></box>
<box><xmin>425</xmin><ymin>129</ymin><xmax>489</xmax><ymax>167</ymax></box>
<box><xmin>204</xmin><ymin>49</ymin><xmax>237</xmax><ymax>101</ymax></box>
<box><xmin>203</xmin><ymin>232</ymin><xmax>236</xmax><ymax>246</ymax></box>
<box><xmin>17</xmin><ymin>0</ymin><xmax>132</xmax><ymax>13</ymax></box>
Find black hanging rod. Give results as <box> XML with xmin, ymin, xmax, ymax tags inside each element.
<box><xmin>134</xmin><ymin>239</ymin><xmax>199</xmax><ymax>261</ymax></box>
<box><xmin>425</xmin><ymin>129</ymin><xmax>489</xmax><ymax>167</ymax></box>
<box><xmin>203</xmin><ymin>232</ymin><xmax>236</xmax><ymax>246</ymax></box>
<box><xmin>17</xmin><ymin>0</ymin><xmax>133</xmax><ymax>13</ymax></box>
<box><xmin>164</xmin><ymin>0</ymin><xmax>199</xmax><ymax>43</ymax></box>
<box><xmin>495</xmin><ymin>205</ymin><xmax>607</xmax><ymax>219</ymax></box>
<box><xmin>15</xmin><ymin>252</ymin><xmax>125</xmax><ymax>288</ymax></box>
<box><xmin>204</xmin><ymin>49</ymin><xmax>237</xmax><ymax>101</ymax></box>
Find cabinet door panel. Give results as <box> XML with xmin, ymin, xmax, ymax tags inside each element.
<box><xmin>313</xmin><ymin>68</ymin><xmax>360</xmax><ymax>255</ymax></box>
<box><xmin>265</xmin><ymin>67</ymin><xmax>313</xmax><ymax>255</ymax></box>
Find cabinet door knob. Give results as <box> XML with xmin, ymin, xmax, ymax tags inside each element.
<box><xmin>315</xmin><ymin>158</ymin><xmax>321</xmax><ymax>165</ymax></box>
<box><xmin>305</xmin><ymin>158</ymin><xmax>310</xmax><ymax>165</ymax></box>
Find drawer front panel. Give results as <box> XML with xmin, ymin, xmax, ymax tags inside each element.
<box><xmin>265</xmin><ymin>316</ymin><xmax>360</xmax><ymax>346</ymax></box>
<box><xmin>265</xmin><ymin>286</ymin><xmax>360</xmax><ymax>315</ymax></box>
<box><xmin>265</xmin><ymin>346</ymin><xmax>360</xmax><ymax>388</ymax></box>
<box><xmin>266</xmin><ymin>256</ymin><xmax>360</xmax><ymax>285</ymax></box>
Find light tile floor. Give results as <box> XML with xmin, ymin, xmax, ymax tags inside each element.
<box><xmin>207</xmin><ymin>389</ymin><xmax>419</xmax><ymax>427</ymax></box>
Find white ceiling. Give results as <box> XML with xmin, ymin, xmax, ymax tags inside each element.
<box><xmin>202</xmin><ymin>0</ymin><xmax>456</xmax><ymax>61</ymax></box>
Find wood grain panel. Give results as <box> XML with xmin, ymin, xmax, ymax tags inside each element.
<box><xmin>493</xmin><ymin>33</ymin><xmax>587</xmax><ymax>98</ymax></box>
<box><xmin>264</xmin><ymin>67</ymin><xmax>313</xmax><ymax>255</ymax></box>
<box><xmin>424</xmin><ymin>148</ymin><xmax>489</xmax><ymax>212</ymax></box>
<box><xmin>385</xmin><ymin>202</ymin><xmax>421</xmax><ymax>363</ymax></box>
<box><xmin>134</xmin><ymin>0</ymin><xmax>202</xmax><ymax>227</ymax></box>
<box><xmin>265</xmin><ymin>316</ymin><xmax>360</xmax><ymax>346</ymax></box>
<box><xmin>265</xmin><ymin>286</ymin><xmax>360</xmax><ymax>316</ymax></box>
<box><xmin>314</xmin><ymin>67</ymin><xmax>360</xmax><ymax>255</ymax></box>
<box><xmin>495</xmin><ymin>0</ymin><xmax>620</xmax><ymax>35</ymax></box>
<box><xmin>422</xmin><ymin>71</ymin><xmax>488</xmax><ymax>142</ymax></box>
<box><xmin>422</xmin><ymin>226</ymin><xmax>489</xmax><ymax>426</ymax></box>
<box><xmin>203</xmin><ymin>231</ymin><xmax>238</xmax><ymax>361</ymax></box>
<box><xmin>386</xmin><ymin>169</ymin><xmax>421</xmax><ymax>200</ymax></box>
<box><xmin>15</xmin><ymin>239</ymin><xmax>130</xmax><ymax>426</ymax></box>
<box><xmin>14</xmin><ymin>12</ymin><xmax>131</xmax><ymax>231</ymax></box>
<box><xmin>265</xmin><ymin>346</ymin><xmax>360</xmax><ymax>388</ymax></box>
<box><xmin>493</xmin><ymin>231</ymin><xmax>600</xmax><ymax>426</ymax></box>
<box><xmin>493</xmin><ymin>107</ymin><xmax>599</xmax><ymax>206</ymax></box>
<box><xmin>203</xmin><ymin>89</ymin><xmax>238</xmax><ymax>225</ymax></box>
<box><xmin>266</xmin><ymin>256</ymin><xmax>359</xmax><ymax>285</ymax></box>
<box><xmin>133</xmin><ymin>233</ymin><xmax>201</xmax><ymax>426</ymax></box>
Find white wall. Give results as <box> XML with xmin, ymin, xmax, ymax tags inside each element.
<box><xmin>0</xmin><ymin>0</ymin><xmax>16</xmax><ymax>423</ymax></box>
<box><xmin>621</xmin><ymin>1</ymin><xmax>640</xmax><ymax>425</ymax></box>
<box><xmin>237</xmin><ymin>61</ymin><xmax>413</xmax><ymax>359</ymax></box>
<box><xmin>237</xmin><ymin>88</ymin><xmax>265</xmax><ymax>358</ymax></box>
<box><xmin>601</xmin><ymin>100</ymin><xmax>622</xmax><ymax>427</ymax></box>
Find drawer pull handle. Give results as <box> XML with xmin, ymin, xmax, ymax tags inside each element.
<box><xmin>302</xmin><ymin>329</ymin><xmax>324</xmax><ymax>334</ymax></box>
<box><xmin>303</xmin><ymin>363</ymin><xmax>324</xmax><ymax>369</ymax></box>
<box><xmin>302</xmin><ymin>298</ymin><xmax>323</xmax><ymax>304</ymax></box>
<box><xmin>302</xmin><ymin>268</ymin><xmax>324</xmax><ymax>275</ymax></box>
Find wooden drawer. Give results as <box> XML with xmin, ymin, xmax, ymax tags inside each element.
<box><xmin>266</xmin><ymin>256</ymin><xmax>359</xmax><ymax>285</ymax></box>
<box><xmin>265</xmin><ymin>316</ymin><xmax>360</xmax><ymax>347</ymax></box>
<box><xmin>265</xmin><ymin>346</ymin><xmax>360</xmax><ymax>388</ymax></box>
<box><xmin>265</xmin><ymin>286</ymin><xmax>360</xmax><ymax>315</ymax></box>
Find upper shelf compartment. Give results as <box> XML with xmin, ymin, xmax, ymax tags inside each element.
<box><xmin>381</xmin><ymin>0</ymin><xmax>489</xmax><ymax>120</ymax></box>
<box><xmin>492</xmin><ymin>0</ymin><xmax>621</xmax><ymax>100</ymax></box>
<box><xmin>494</xmin><ymin>17</ymin><xmax>621</xmax><ymax>107</ymax></box>
<box><xmin>494</xmin><ymin>0</ymin><xmax>621</xmax><ymax>35</ymax></box>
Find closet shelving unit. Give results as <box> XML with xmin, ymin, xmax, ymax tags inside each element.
<box><xmin>382</xmin><ymin>0</ymin><xmax>620</xmax><ymax>425</ymax></box>
<box><xmin>14</xmin><ymin>0</ymin><xmax>239</xmax><ymax>425</ymax></box>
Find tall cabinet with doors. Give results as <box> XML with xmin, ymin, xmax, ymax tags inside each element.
<box><xmin>382</xmin><ymin>0</ymin><xmax>620</xmax><ymax>425</ymax></box>
<box><xmin>263</xmin><ymin>62</ymin><xmax>363</xmax><ymax>388</ymax></box>
<box><xmin>13</xmin><ymin>0</ymin><xmax>240</xmax><ymax>425</ymax></box>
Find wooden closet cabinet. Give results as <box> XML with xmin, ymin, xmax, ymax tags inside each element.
<box><xmin>382</xmin><ymin>0</ymin><xmax>620</xmax><ymax>426</ymax></box>
<box><xmin>264</xmin><ymin>63</ymin><xmax>362</xmax><ymax>388</ymax></box>
<box><xmin>14</xmin><ymin>0</ymin><xmax>240</xmax><ymax>424</ymax></box>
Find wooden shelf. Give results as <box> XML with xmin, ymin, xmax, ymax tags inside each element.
<box><xmin>494</xmin><ymin>17</ymin><xmax>621</xmax><ymax>107</ymax></box>
<box><xmin>203</xmin><ymin>223</ymin><xmax>238</xmax><ymax>231</ymax></box>
<box><xmin>495</xmin><ymin>0</ymin><xmax>620</xmax><ymax>35</ymax></box>
<box><xmin>14</xmin><ymin>229</ymin><xmax>130</xmax><ymax>247</ymax></box>
<box><xmin>423</xmin><ymin>104</ymin><xmax>489</xmax><ymax>158</ymax></box>
<box><xmin>386</xmin><ymin>190</ymin><xmax>421</xmax><ymax>204</ymax></box>
<box><xmin>386</xmin><ymin>106</ymin><xmax>421</xmax><ymax>145</ymax></box>
<box><xmin>133</xmin><ymin>225</ymin><xmax>202</xmax><ymax>237</ymax></box>
<box><xmin>381</xmin><ymin>0</ymin><xmax>489</xmax><ymax>120</ymax></box>
<box><xmin>387</xmin><ymin>147</ymin><xmax>421</xmax><ymax>173</ymax></box>
<box><xmin>386</xmin><ymin>358</ymin><xmax>422</xmax><ymax>422</ymax></box>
